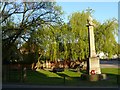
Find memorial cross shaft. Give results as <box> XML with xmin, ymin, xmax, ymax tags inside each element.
<box><xmin>87</xmin><ymin>16</ymin><xmax>101</xmax><ymax>75</ymax></box>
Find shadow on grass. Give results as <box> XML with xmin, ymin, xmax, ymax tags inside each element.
<box><xmin>3</xmin><ymin>69</ymin><xmax>119</xmax><ymax>87</ymax></box>
<box><xmin>56</xmin><ymin>72</ymin><xmax>70</xmax><ymax>77</ymax></box>
<box><xmin>69</xmin><ymin>69</ymin><xmax>78</xmax><ymax>72</ymax></box>
<box><xmin>80</xmin><ymin>70</ymin><xmax>87</xmax><ymax>74</ymax></box>
<box><xmin>69</xmin><ymin>69</ymin><xmax>87</xmax><ymax>74</ymax></box>
<box><xmin>2</xmin><ymin>69</ymin><xmax>22</xmax><ymax>83</ymax></box>
<box><xmin>26</xmin><ymin>70</ymin><xmax>66</xmax><ymax>85</ymax></box>
<box><xmin>105</xmin><ymin>73</ymin><xmax>120</xmax><ymax>85</ymax></box>
<box><xmin>26</xmin><ymin>70</ymin><xmax>87</xmax><ymax>86</ymax></box>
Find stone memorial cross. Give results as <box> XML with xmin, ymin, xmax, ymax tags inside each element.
<box><xmin>87</xmin><ymin>16</ymin><xmax>101</xmax><ymax>75</ymax></box>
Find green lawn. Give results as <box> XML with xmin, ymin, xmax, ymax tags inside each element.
<box><xmin>26</xmin><ymin>69</ymin><xmax>81</xmax><ymax>85</ymax></box>
<box><xmin>25</xmin><ymin>68</ymin><xmax>119</xmax><ymax>86</ymax></box>
<box><xmin>101</xmin><ymin>68</ymin><xmax>119</xmax><ymax>75</ymax></box>
<box><xmin>3</xmin><ymin>68</ymin><xmax>120</xmax><ymax>87</ymax></box>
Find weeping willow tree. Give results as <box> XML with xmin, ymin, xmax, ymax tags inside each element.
<box><xmin>67</xmin><ymin>10</ymin><xmax>118</xmax><ymax>60</ymax></box>
<box><xmin>35</xmin><ymin>10</ymin><xmax>118</xmax><ymax>61</ymax></box>
<box><xmin>94</xmin><ymin>18</ymin><xmax>118</xmax><ymax>58</ymax></box>
<box><xmin>19</xmin><ymin>8</ymin><xmax>118</xmax><ymax>63</ymax></box>
<box><xmin>68</xmin><ymin>11</ymin><xmax>89</xmax><ymax>60</ymax></box>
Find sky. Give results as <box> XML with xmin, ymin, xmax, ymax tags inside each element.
<box><xmin>118</xmin><ymin>2</ymin><xmax>120</xmax><ymax>43</ymax></box>
<box><xmin>57</xmin><ymin>2</ymin><xmax>118</xmax><ymax>23</ymax></box>
<box><xmin>2</xmin><ymin>1</ymin><xmax>119</xmax><ymax>43</ymax></box>
<box><xmin>56</xmin><ymin>2</ymin><xmax>119</xmax><ymax>42</ymax></box>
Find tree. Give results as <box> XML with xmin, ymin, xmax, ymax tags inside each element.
<box><xmin>1</xmin><ymin>2</ymin><xmax>63</xmax><ymax>62</ymax></box>
<box><xmin>94</xmin><ymin>18</ymin><xmax>118</xmax><ymax>58</ymax></box>
<box><xmin>68</xmin><ymin>10</ymin><xmax>118</xmax><ymax>60</ymax></box>
<box><xmin>68</xmin><ymin>11</ymin><xmax>89</xmax><ymax>60</ymax></box>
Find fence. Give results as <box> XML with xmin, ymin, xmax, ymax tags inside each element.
<box><xmin>2</xmin><ymin>60</ymin><xmax>87</xmax><ymax>83</ymax></box>
<box><xmin>2</xmin><ymin>64</ymin><xmax>31</xmax><ymax>82</ymax></box>
<box><xmin>2</xmin><ymin>64</ymin><xmax>81</xmax><ymax>85</ymax></box>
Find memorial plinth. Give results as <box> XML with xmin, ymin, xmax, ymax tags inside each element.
<box><xmin>87</xmin><ymin>16</ymin><xmax>101</xmax><ymax>75</ymax></box>
<box><xmin>81</xmin><ymin>16</ymin><xmax>107</xmax><ymax>81</ymax></box>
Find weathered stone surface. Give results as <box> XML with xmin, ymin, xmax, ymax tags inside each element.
<box><xmin>88</xmin><ymin>26</ymin><xmax>96</xmax><ymax>57</ymax></box>
<box><xmin>88</xmin><ymin>57</ymin><xmax>101</xmax><ymax>75</ymax></box>
<box><xmin>87</xmin><ymin>16</ymin><xmax>101</xmax><ymax>75</ymax></box>
<box><xmin>81</xmin><ymin>74</ymin><xmax>107</xmax><ymax>81</ymax></box>
<box><xmin>89</xmin><ymin>74</ymin><xmax>99</xmax><ymax>81</ymax></box>
<box><xmin>99</xmin><ymin>74</ymin><xmax>107</xmax><ymax>80</ymax></box>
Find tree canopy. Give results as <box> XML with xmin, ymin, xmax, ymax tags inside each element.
<box><xmin>1</xmin><ymin>2</ymin><xmax>119</xmax><ymax>64</ymax></box>
<box><xmin>1</xmin><ymin>2</ymin><xmax>63</xmax><ymax>63</ymax></box>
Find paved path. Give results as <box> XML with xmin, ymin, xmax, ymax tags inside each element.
<box><xmin>2</xmin><ymin>84</ymin><xmax>118</xmax><ymax>89</ymax></box>
<box><xmin>100</xmin><ymin>60</ymin><xmax>120</xmax><ymax>68</ymax></box>
<box><xmin>100</xmin><ymin>64</ymin><xmax>119</xmax><ymax>68</ymax></box>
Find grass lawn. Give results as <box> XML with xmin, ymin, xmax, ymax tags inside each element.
<box><xmin>3</xmin><ymin>68</ymin><xmax>120</xmax><ymax>87</ymax></box>
<box><xmin>25</xmin><ymin>68</ymin><xmax>120</xmax><ymax>87</ymax></box>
